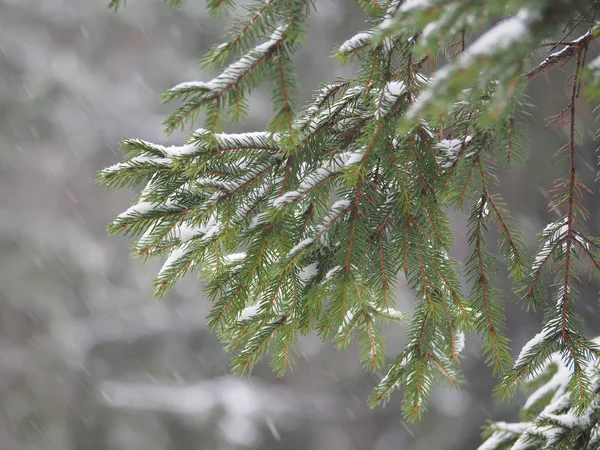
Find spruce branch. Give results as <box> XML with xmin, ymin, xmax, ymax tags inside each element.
<box><xmin>502</xmin><ymin>39</ymin><xmax>600</xmax><ymax>413</ymax></box>
<box><xmin>102</xmin><ymin>0</ymin><xmax>600</xmax><ymax>434</ymax></box>
<box><xmin>163</xmin><ymin>24</ymin><xmax>289</xmax><ymax>133</ymax></box>
<box><xmin>527</xmin><ymin>31</ymin><xmax>598</xmax><ymax>80</ymax></box>
<box><xmin>466</xmin><ymin>180</ymin><xmax>511</xmax><ymax>374</ymax></box>
<box><xmin>203</xmin><ymin>0</ymin><xmax>278</xmax><ymax>67</ymax></box>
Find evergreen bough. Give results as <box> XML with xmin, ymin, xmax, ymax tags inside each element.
<box><xmin>99</xmin><ymin>0</ymin><xmax>600</xmax><ymax>445</ymax></box>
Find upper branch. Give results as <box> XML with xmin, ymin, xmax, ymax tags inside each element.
<box><xmin>527</xmin><ymin>31</ymin><xmax>597</xmax><ymax>80</ymax></box>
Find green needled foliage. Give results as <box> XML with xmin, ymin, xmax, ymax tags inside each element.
<box><xmin>100</xmin><ymin>0</ymin><xmax>600</xmax><ymax>435</ymax></box>
<box><xmin>481</xmin><ymin>339</ymin><xmax>600</xmax><ymax>449</ymax></box>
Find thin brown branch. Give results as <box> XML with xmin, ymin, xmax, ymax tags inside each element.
<box><xmin>344</xmin><ymin>183</ymin><xmax>363</xmax><ymax>271</ymax></box>
<box><xmin>526</xmin><ymin>31</ymin><xmax>596</xmax><ymax>80</ymax></box>
<box><xmin>239</xmin><ymin>319</ymin><xmax>287</xmax><ymax>368</ymax></box>
<box><xmin>560</xmin><ymin>51</ymin><xmax>581</xmax><ymax>339</ymax></box>
<box><xmin>430</xmin><ymin>356</ymin><xmax>456</xmax><ymax>384</ymax></box>
<box><xmin>366</xmin><ymin>319</ymin><xmax>378</xmax><ymax>367</ymax></box>
<box><xmin>487</xmin><ymin>194</ymin><xmax>520</xmax><ymax>269</ymax></box>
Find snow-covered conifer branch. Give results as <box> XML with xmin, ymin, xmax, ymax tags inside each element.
<box><xmin>162</xmin><ymin>24</ymin><xmax>289</xmax><ymax>133</ymax></box>
<box><xmin>103</xmin><ymin>0</ymin><xmax>600</xmax><ymax>434</ymax></box>
<box><xmin>482</xmin><ymin>338</ymin><xmax>600</xmax><ymax>450</ymax></box>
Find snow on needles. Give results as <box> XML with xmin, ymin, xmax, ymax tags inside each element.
<box><xmin>454</xmin><ymin>331</ymin><xmax>465</xmax><ymax>355</ymax></box>
<box><xmin>316</xmin><ymin>199</ymin><xmax>350</xmax><ymax>236</ymax></box>
<box><xmin>158</xmin><ymin>245</ymin><xmax>191</xmax><ymax>276</ymax></box>
<box><xmin>436</xmin><ymin>136</ymin><xmax>472</xmax><ymax>168</ymax></box>
<box><xmin>287</xmin><ymin>238</ymin><xmax>314</xmax><ymax>259</ymax></box>
<box><xmin>272</xmin><ymin>191</ymin><xmax>300</xmax><ymax>208</ymax></box>
<box><xmin>385</xmin><ymin>81</ymin><xmax>406</xmax><ymax>99</ymax></box>
<box><xmin>437</xmin><ymin>136</ymin><xmax>472</xmax><ymax>157</ymax></box>
<box><xmin>170</xmin><ymin>25</ymin><xmax>287</xmax><ymax>95</ymax></box>
<box><xmin>514</xmin><ymin>327</ymin><xmax>553</xmax><ymax>367</ymax></box>
<box><xmin>339</xmin><ymin>31</ymin><xmax>373</xmax><ymax>54</ymax></box>
<box><xmin>213</xmin><ymin>131</ymin><xmax>278</xmax><ymax>149</ymax></box>
<box><xmin>162</xmin><ymin>143</ymin><xmax>198</xmax><ymax>158</ymax></box>
<box><xmin>117</xmin><ymin>200</ymin><xmax>182</xmax><ymax>219</ymax></box>
<box><xmin>343</xmin><ymin>152</ymin><xmax>364</xmax><ymax>167</ymax></box>
<box><xmin>399</xmin><ymin>0</ymin><xmax>433</xmax><ymax>12</ymax></box>
<box><xmin>467</xmin><ymin>10</ymin><xmax>535</xmax><ymax>57</ymax></box>
<box><xmin>477</xmin><ymin>423</ymin><xmax>529</xmax><ymax>450</ymax></box>
<box><xmin>176</xmin><ymin>223</ymin><xmax>205</xmax><ymax>243</ymax></box>
<box><xmin>298</xmin><ymin>263</ymin><xmax>318</xmax><ymax>282</ymax></box>
<box><xmin>239</xmin><ymin>305</ymin><xmax>260</xmax><ymax>321</ymax></box>
<box><xmin>408</xmin><ymin>8</ymin><xmax>539</xmax><ymax>120</ymax></box>
<box><xmin>272</xmin><ymin>153</ymin><xmax>360</xmax><ymax>208</ymax></box>
<box><xmin>538</xmin><ymin>32</ymin><xmax>592</xmax><ymax>72</ymax></box>
<box><xmin>103</xmin><ymin>155</ymin><xmax>170</xmax><ymax>174</ymax></box>
<box><xmin>523</xmin><ymin>356</ymin><xmax>568</xmax><ymax>411</ymax></box>
<box><xmin>323</xmin><ymin>266</ymin><xmax>341</xmax><ymax>282</ymax></box>
<box><xmin>376</xmin><ymin>81</ymin><xmax>407</xmax><ymax>118</ymax></box>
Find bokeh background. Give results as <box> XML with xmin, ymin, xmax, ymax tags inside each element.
<box><xmin>1</xmin><ymin>1</ymin><xmax>600</xmax><ymax>449</ymax></box>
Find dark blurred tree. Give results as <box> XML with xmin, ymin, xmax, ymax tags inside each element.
<box><xmin>100</xmin><ymin>0</ymin><xmax>600</xmax><ymax>446</ymax></box>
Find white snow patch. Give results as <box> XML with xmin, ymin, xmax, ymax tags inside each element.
<box><xmin>339</xmin><ymin>31</ymin><xmax>373</xmax><ymax>54</ymax></box>
<box><xmin>162</xmin><ymin>143</ymin><xmax>198</xmax><ymax>157</ymax></box>
<box><xmin>118</xmin><ymin>202</ymin><xmax>158</xmax><ymax>219</ymax></box>
<box><xmin>344</xmin><ymin>152</ymin><xmax>364</xmax><ymax>167</ymax></box>
<box><xmin>273</xmin><ymin>191</ymin><xmax>300</xmax><ymax>208</ymax></box>
<box><xmin>437</xmin><ymin>136</ymin><xmax>472</xmax><ymax>156</ymax></box>
<box><xmin>249</xmin><ymin>213</ymin><xmax>268</xmax><ymax>230</ymax></box>
<box><xmin>170</xmin><ymin>81</ymin><xmax>212</xmax><ymax>91</ymax></box>
<box><xmin>201</xmin><ymin>223</ymin><xmax>222</xmax><ymax>242</ymax></box>
<box><xmin>539</xmin><ymin>32</ymin><xmax>592</xmax><ymax>72</ymax></box>
<box><xmin>104</xmin><ymin>155</ymin><xmax>171</xmax><ymax>174</ymax></box>
<box><xmin>239</xmin><ymin>305</ymin><xmax>260</xmax><ymax>320</ymax></box>
<box><xmin>454</xmin><ymin>331</ymin><xmax>465</xmax><ymax>355</ymax></box>
<box><xmin>159</xmin><ymin>244</ymin><xmax>192</xmax><ymax>276</ymax></box>
<box><xmin>176</xmin><ymin>223</ymin><xmax>205</xmax><ymax>243</ymax></box>
<box><xmin>408</xmin><ymin>9</ymin><xmax>539</xmax><ymax>121</ymax></box>
<box><xmin>468</xmin><ymin>9</ymin><xmax>538</xmax><ymax>58</ymax></box>
<box><xmin>385</xmin><ymin>80</ymin><xmax>406</xmax><ymax>99</ymax></box>
<box><xmin>399</xmin><ymin>0</ymin><xmax>433</xmax><ymax>12</ymax></box>
<box><xmin>224</xmin><ymin>252</ymin><xmax>246</xmax><ymax>264</ymax></box>
<box><xmin>477</xmin><ymin>422</ymin><xmax>530</xmax><ymax>450</ymax></box>
<box><xmin>478</xmin><ymin>196</ymin><xmax>489</xmax><ymax>218</ymax></box>
<box><xmin>171</xmin><ymin>25</ymin><xmax>287</xmax><ymax>95</ymax></box>
<box><xmin>436</xmin><ymin>136</ymin><xmax>472</xmax><ymax>168</ymax></box>
<box><xmin>376</xmin><ymin>81</ymin><xmax>407</xmax><ymax>118</ymax></box>
<box><xmin>215</xmin><ymin>131</ymin><xmax>279</xmax><ymax>149</ymax></box>
<box><xmin>323</xmin><ymin>266</ymin><xmax>341</xmax><ymax>282</ymax></box>
<box><xmin>288</xmin><ymin>238</ymin><xmax>314</xmax><ymax>258</ymax></box>
<box><xmin>515</xmin><ymin>327</ymin><xmax>553</xmax><ymax>367</ymax></box>
<box><xmin>298</xmin><ymin>263</ymin><xmax>318</xmax><ymax>282</ymax></box>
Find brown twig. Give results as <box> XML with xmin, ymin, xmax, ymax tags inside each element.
<box><xmin>526</xmin><ymin>31</ymin><xmax>597</xmax><ymax>80</ymax></box>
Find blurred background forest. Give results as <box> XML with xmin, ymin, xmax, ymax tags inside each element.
<box><xmin>1</xmin><ymin>1</ymin><xmax>600</xmax><ymax>449</ymax></box>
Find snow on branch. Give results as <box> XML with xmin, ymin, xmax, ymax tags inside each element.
<box><xmin>271</xmin><ymin>152</ymin><xmax>358</xmax><ymax>208</ymax></box>
<box><xmin>376</xmin><ymin>81</ymin><xmax>407</xmax><ymax>119</ymax></box>
<box><xmin>527</xmin><ymin>32</ymin><xmax>597</xmax><ymax>80</ymax></box>
<box><xmin>339</xmin><ymin>31</ymin><xmax>374</xmax><ymax>56</ymax></box>
<box><xmin>399</xmin><ymin>0</ymin><xmax>433</xmax><ymax>12</ymax></box>
<box><xmin>161</xmin><ymin>24</ymin><xmax>290</xmax><ymax>133</ymax></box>
<box><xmin>102</xmin><ymin>0</ymin><xmax>600</xmax><ymax>430</ymax></box>
<box><xmin>166</xmin><ymin>25</ymin><xmax>288</xmax><ymax>99</ymax></box>
<box><xmin>407</xmin><ymin>8</ymin><xmax>539</xmax><ymax>121</ymax></box>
